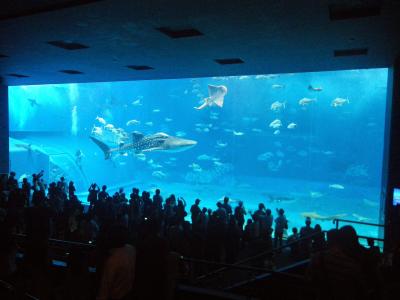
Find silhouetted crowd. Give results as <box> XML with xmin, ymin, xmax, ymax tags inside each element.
<box><xmin>1</xmin><ymin>171</ymin><xmax>400</xmax><ymax>300</ymax></box>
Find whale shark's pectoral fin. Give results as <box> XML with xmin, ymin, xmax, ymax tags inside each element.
<box><xmin>132</xmin><ymin>131</ymin><xmax>144</xmax><ymax>142</ymax></box>
<box><xmin>142</xmin><ymin>147</ymin><xmax>163</xmax><ymax>152</ymax></box>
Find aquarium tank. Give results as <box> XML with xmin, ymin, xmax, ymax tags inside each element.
<box><xmin>8</xmin><ymin>68</ymin><xmax>388</xmax><ymax>239</ymax></box>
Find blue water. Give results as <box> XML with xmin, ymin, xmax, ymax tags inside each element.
<box><xmin>8</xmin><ymin>69</ymin><xmax>388</xmax><ymax>239</ymax></box>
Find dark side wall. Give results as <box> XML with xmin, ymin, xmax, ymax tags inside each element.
<box><xmin>0</xmin><ymin>83</ymin><xmax>8</xmax><ymax>174</ymax></box>
<box><xmin>385</xmin><ymin>57</ymin><xmax>400</xmax><ymax>251</ymax></box>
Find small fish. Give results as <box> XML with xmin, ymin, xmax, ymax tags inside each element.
<box><xmin>216</xmin><ymin>141</ymin><xmax>228</xmax><ymax>148</ymax></box>
<box><xmin>242</xmin><ymin>117</ymin><xmax>258</xmax><ymax>122</ymax></box>
<box><xmin>233</xmin><ymin>131</ymin><xmax>244</xmax><ymax>136</ymax></box>
<box><xmin>287</xmin><ymin>122</ymin><xmax>297</xmax><ymax>129</ymax></box>
<box><xmin>310</xmin><ymin>191</ymin><xmax>323</xmax><ymax>199</ymax></box>
<box><xmin>104</xmin><ymin>124</ymin><xmax>114</xmax><ymax>130</ymax></box>
<box><xmin>96</xmin><ymin>116</ymin><xmax>106</xmax><ymax>125</ymax></box>
<box><xmin>251</xmin><ymin>128</ymin><xmax>262</xmax><ymax>133</ymax></box>
<box><xmin>266</xmin><ymin>194</ymin><xmax>296</xmax><ymax>203</ymax></box>
<box><xmin>189</xmin><ymin>163</ymin><xmax>202</xmax><ymax>172</ymax></box>
<box><xmin>132</xmin><ymin>99</ymin><xmax>142</xmax><ymax>106</ymax></box>
<box><xmin>152</xmin><ymin>109</ymin><xmax>161</xmax><ymax>113</ymax></box>
<box><xmin>28</xmin><ymin>98</ymin><xmax>39</xmax><ymax>107</ymax></box>
<box><xmin>152</xmin><ymin>170</ymin><xmax>167</xmax><ymax>179</ymax></box>
<box><xmin>145</xmin><ymin>121</ymin><xmax>153</xmax><ymax>126</ymax></box>
<box><xmin>197</xmin><ymin>154</ymin><xmax>213</xmax><ymax>160</ymax></box>
<box><xmin>270</xmin><ymin>101</ymin><xmax>286</xmax><ymax>112</ymax></box>
<box><xmin>301</xmin><ymin>211</ymin><xmax>347</xmax><ymax>221</ymax></box>
<box><xmin>329</xmin><ymin>184</ymin><xmax>345</xmax><ymax>190</ymax></box>
<box><xmin>273</xmin><ymin>130</ymin><xmax>280</xmax><ymax>135</ymax></box>
<box><xmin>272</xmin><ymin>84</ymin><xmax>285</xmax><ymax>89</ymax></box>
<box><xmin>331</xmin><ymin>97</ymin><xmax>349</xmax><ymax>107</ymax></box>
<box><xmin>308</xmin><ymin>85</ymin><xmax>323</xmax><ymax>92</ymax></box>
<box><xmin>217</xmin><ymin>196</ymin><xmax>241</xmax><ymax>204</ymax></box>
<box><xmin>135</xmin><ymin>153</ymin><xmax>146</xmax><ymax>161</ymax></box>
<box><xmin>298</xmin><ymin>98</ymin><xmax>316</xmax><ymax>106</ymax></box>
<box><xmin>352</xmin><ymin>213</ymin><xmax>371</xmax><ymax>222</ymax></box>
<box><xmin>126</xmin><ymin>119</ymin><xmax>140</xmax><ymax>126</ymax></box>
<box><xmin>213</xmin><ymin>161</ymin><xmax>224</xmax><ymax>167</ymax></box>
<box><xmin>256</xmin><ymin>74</ymin><xmax>278</xmax><ymax>79</ymax></box>
<box><xmin>257</xmin><ymin>152</ymin><xmax>274</xmax><ymax>161</ymax></box>
<box><xmin>269</xmin><ymin>119</ymin><xmax>282</xmax><ymax>129</ymax></box>
<box><xmin>322</xmin><ymin>151</ymin><xmax>334</xmax><ymax>155</ymax></box>
<box><xmin>149</xmin><ymin>163</ymin><xmax>163</xmax><ymax>169</ymax></box>
<box><xmin>175</xmin><ymin>131</ymin><xmax>186</xmax><ymax>137</ymax></box>
<box><xmin>203</xmin><ymin>128</ymin><xmax>210</xmax><ymax>133</ymax></box>
<box><xmin>164</xmin><ymin>117</ymin><xmax>173</xmax><ymax>122</ymax></box>
<box><xmin>119</xmin><ymin>162</ymin><xmax>127</xmax><ymax>166</ymax></box>
<box><xmin>363</xmin><ymin>198</ymin><xmax>379</xmax><ymax>207</ymax></box>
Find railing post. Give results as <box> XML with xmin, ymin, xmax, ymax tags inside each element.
<box><xmin>0</xmin><ymin>82</ymin><xmax>9</xmax><ymax>174</ymax></box>
<box><xmin>334</xmin><ymin>219</ymin><xmax>339</xmax><ymax>229</ymax></box>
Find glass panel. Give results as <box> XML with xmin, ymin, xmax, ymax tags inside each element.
<box><xmin>8</xmin><ymin>68</ymin><xmax>388</xmax><ymax>238</ymax></box>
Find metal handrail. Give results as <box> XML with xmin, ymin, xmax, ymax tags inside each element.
<box><xmin>333</xmin><ymin>218</ymin><xmax>385</xmax><ymax>229</ymax></box>
<box><xmin>357</xmin><ymin>235</ymin><xmax>384</xmax><ymax>242</ymax></box>
<box><xmin>225</xmin><ymin>260</ymin><xmax>311</xmax><ymax>292</ymax></box>
<box><xmin>181</xmin><ymin>257</ymin><xmax>274</xmax><ymax>273</ymax></box>
<box><xmin>0</xmin><ymin>280</ymin><xmax>39</xmax><ymax>300</ymax></box>
<box><xmin>15</xmin><ymin>233</ymin><xmax>95</xmax><ymax>249</ymax></box>
<box><xmin>195</xmin><ymin>230</ymin><xmax>325</xmax><ymax>281</ymax></box>
<box><xmin>181</xmin><ymin>256</ymin><xmax>308</xmax><ymax>282</ymax></box>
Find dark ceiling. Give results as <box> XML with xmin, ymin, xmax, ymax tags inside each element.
<box><xmin>0</xmin><ymin>0</ymin><xmax>399</xmax><ymax>86</ymax></box>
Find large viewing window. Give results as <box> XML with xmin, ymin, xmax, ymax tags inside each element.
<box><xmin>9</xmin><ymin>68</ymin><xmax>388</xmax><ymax>238</ymax></box>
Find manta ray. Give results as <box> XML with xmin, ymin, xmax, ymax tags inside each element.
<box><xmin>194</xmin><ymin>85</ymin><xmax>228</xmax><ymax>110</ymax></box>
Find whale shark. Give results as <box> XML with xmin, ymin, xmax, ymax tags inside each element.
<box><xmin>90</xmin><ymin>131</ymin><xmax>197</xmax><ymax>160</ymax></box>
<box><xmin>194</xmin><ymin>85</ymin><xmax>228</xmax><ymax>110</ymax></box>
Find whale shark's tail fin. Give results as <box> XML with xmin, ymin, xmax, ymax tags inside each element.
<box><xmin>90</xmin><ymin>136</ymin><xmax>111</xmax><ymax>160</ymax></box>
